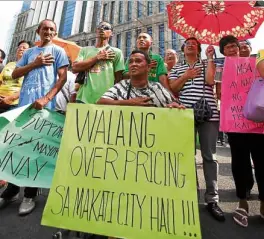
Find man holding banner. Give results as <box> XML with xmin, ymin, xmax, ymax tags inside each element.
<box><xmin>0</xmin><ymin>19</ymin><xmax>69</xmax><ymax>216</ymax></box>
<box><xmin>219</xmin><ymin>35</ymin><xmax>264</xmax><ymax>228</ymax></box>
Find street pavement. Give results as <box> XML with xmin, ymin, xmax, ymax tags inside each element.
<box><xmin>0</xmin><ymin>145</ymin><xmax>263</xmax><ymax>239</ymax></box>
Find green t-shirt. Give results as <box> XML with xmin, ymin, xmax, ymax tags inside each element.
<box><xmin>76</xmin><ymin>46</ymin><xmax>125</xmax><ymax>104</ymax></box>
<box><xmin>124</xmin><ymin>51</ymin><xmax>167</xmax><ymax>82</ymax></box>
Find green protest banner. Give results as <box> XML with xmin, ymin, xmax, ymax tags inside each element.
<box><xmin>0</xmin><ymin>105</ymin><xmax>29</xmax><ymax>131</ymax></box>
<box><xmin>42</xmin><ymin>104</ymin><xmax>200</xmax><ymax>239</ymax></box>
<box><xmin>0</xmin><ymin>107</ymin><xmax>65</xmax><ymax>188</ymax></box>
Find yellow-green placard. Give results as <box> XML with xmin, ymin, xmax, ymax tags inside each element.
<box><xmin>42</xmin><ymin>104</ymin><xmax>200</xmax><ymax>239</ymax></box>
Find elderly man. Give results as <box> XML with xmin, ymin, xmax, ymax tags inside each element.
<box><xmin>123</xmin><ymin>33</ymin><xmax>170</xmax><ymax>91</ymax></box>
<box><xmin>165</xmin><ymin>48</ymin><xmax>178</xmax><ymax>73</ymax></box>
<box><xmin>239</xmin><ymin>40</ymin><xmax>252</xmax><ymax>57</ymax></box>
<box><xmin>72</xmin><ymin>21</ymin><xmax>125</xmax><ymax>104</ymax></box>
<box><xmin>98</xmin><ymin>50</ymin><xmax>183</xmax><ymax>109</ymax></box>
<box><xmin>1</xmin><ymin>19</ymin><xmax>69</xmax><ymax>216</ymax></box>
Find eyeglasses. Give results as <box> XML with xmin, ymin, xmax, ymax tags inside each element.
<box><xmin>185</xmin><ymin>42</ymin><xmax>198</xmax><ymax>47</ymax></box>
<box><xmin>224</xmin><ymin>44</ymin><xmax>239</xmax><ymax>50</ymax></box>
<box><xmin>97</xmin><ymin>25</ymin><xmax>112</xmax><ymax>31</ymax></box>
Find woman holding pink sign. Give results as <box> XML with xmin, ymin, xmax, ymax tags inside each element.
<box><xmin>219</xmin><ymin>35</ymin><xmax>264</xmax><ymax>228</ymax></box>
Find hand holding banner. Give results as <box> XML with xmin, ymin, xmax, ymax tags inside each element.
<box><xmin>42</xmin><ymin>104</ymin><xmax>200</xmax><ymax>239</ymax></box>
<box><xmin>0</xmin><ymin>107</ymin><xmax>65</xmax><ymax>188</ymax></box>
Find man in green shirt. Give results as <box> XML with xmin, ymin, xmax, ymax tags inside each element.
<box><xmin>123</xmin><ymin>33</ymin><xmax>170</xmax><ymax>90</ymax></box>
<box><xmin>72</xmin><ymin>21</ymin><xmax>125</xmax><ymax>104</ymax></box>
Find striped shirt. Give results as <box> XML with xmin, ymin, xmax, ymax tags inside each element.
<box><xmin>101</xmin><ymin>79</ymin><xmax>175</xmax><ymax>107</ymax></box>
<box><xmin>169</xmin><ymin>60</ymin><xmax>219</xmax><ymax>121</ymax></box>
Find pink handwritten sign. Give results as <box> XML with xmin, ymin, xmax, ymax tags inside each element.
<box><xmin>220</xmin><ymin>57</ymin><xmax>264</xmax><ymax>134</ymax></box>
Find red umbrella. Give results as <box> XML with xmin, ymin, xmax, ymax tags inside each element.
<box><xmin>167</xmin><ymin>1</ymin><xmax>264</xmax><ymax>45</ymax></box>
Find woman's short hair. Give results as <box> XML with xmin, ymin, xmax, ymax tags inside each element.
<box><xmin>181</xmin><ymin>37</ymin><xmax>202</xmax><ymax>54</ymax></box>
<box><xmin>219</xmin><ymin>35</ymin><xmax>239</xmax><ymax>55</ymax></box>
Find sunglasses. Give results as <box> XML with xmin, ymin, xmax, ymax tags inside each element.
<box><xmin>97</xmin><ymin>25</ymin><xmax>112</xmax><ymax>31</ymax></box>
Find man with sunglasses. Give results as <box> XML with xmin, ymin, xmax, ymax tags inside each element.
<box><xmin>72</xmin><ymin>21</ymin><xmax>125</xmax><ymax>104</ymax></box>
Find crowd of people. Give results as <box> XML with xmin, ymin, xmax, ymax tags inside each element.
<box><xmin>0</xmin><ymin>18</ymin><xmax>263</xmax><ymax>235</ymax></box>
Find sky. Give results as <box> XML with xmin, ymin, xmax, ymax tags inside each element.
<box><xmin>0</xmin><ymin>1</ymin><xmax>263</xmax><ymax>57</ymax></box>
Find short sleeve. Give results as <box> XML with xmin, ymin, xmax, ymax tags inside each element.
<box><xmin>100</xmin><ymin>85</ymin><xmax>119</xmax><ymax>100</ymax></box>
<box><xmin>75</xmin><ymin>47</ymin><xmax>86</xmax><ymax>62</ymax></box>
<box><xmin>55</xmin><ymin>48</ymin><xmax>69</xmax><ymax>69</ymax></box>
<box><xmin>68</xmin><ymin>73</ymin><xmax>77</xmax><ymax>95</ymax></box>
<box><xmin>0</xmin><ymin>69</ymin><xmax>3</xmax><ymax>84</ymax></box>
<box><xmin>157</xmin><ymin>57</ymin><xmax>167</xmax><ymax>77</ymax></box>
<box><xmin>123</xmin><ymin>58</ymin><xmax>129</xmax><ymax>75</ymax></box>
<box><xmin>113</xmin><ymin>49</ymin><xmax>125</xmax><ymax>72</ymax></box>
<box><xmin>16</xmin><ymin>50</ymin><xmax>28</xmax><ymax>68</ymax></box>
<box><xmin>169</xmin><ymin>66</ymin><xmax>179</xmax><ymax>80</ymax></box>
<box><xmin>257</xmin><ymin>50</ymin><xmax>264</xmax><ymax>66</ymax></box>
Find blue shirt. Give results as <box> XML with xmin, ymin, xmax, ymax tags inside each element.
<box><xmin>17</xmin><ymin>45</ymin><xmax>69</xmax><ymax>109</ymax></box>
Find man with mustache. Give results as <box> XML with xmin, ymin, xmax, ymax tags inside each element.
<box><xmin>72</xmin><ymin>21</ymin><xmax>125</xmax><ymax>104</ymax></box>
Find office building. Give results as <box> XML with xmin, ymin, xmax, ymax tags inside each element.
<box><xmin>8</xmin><ymin>1</ymin><xmax>183</xmax><ymax>61</ymax></box>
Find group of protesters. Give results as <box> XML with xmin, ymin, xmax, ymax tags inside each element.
<box><xmin>0</xmin><ymin>18</ymin><xmax>264</xmax><ymax>234</ymax></box>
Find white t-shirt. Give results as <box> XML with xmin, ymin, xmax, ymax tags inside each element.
<box><xmin>55</xmin><ymin>71</ymin><xmax>76</xmax><ymax>112</ymax></box>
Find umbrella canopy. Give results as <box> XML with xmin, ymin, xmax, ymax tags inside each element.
<box><xmin>167</xmin><ymin>1</ymin><xmax>264</xmax><ymax>45</ymax></box>
<box><xmin>35</xmin><ymin>37</ymin><xmax>81</xmax><ymax>62</ymax></box>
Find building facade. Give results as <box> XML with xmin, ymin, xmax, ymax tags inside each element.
<box><xmin>8</xmin><ymin>1</ymin><xmax>183</xmax><ymax>61</ymax></box>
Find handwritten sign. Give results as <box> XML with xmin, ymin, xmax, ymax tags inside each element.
<box><xmin>42</xmin><ymin>104</ymin><xmax>200</xmax><ymax>239</ymax></box>
<box><xmin>220</xmin><ymin>57</ymin><xmax>264</xmax><ymax>134</ymax></box>
<box><xmin>0</xmin><ymin>107</ymin><xmax>65</xmax><ymax>188</ymax></box>
<box><xmin>0</xmin><ymin>105</ymin><xmax>29</xmax><ymax>131</ymax></box>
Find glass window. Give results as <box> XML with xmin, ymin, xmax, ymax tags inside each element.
<box><xmin>59</xmin><ymin>1</ymin><xmax>76</xmax><ymax>38</ymax></box>
<box><xmin>79</xmin><ymin>1</ymin><xmax>87</xmax><ymax>33</ymax></box>
<box><xmin>159</xmin><ymin>1</ymin><xmax>165</xmax><ymax>13</ymax></box>
<box><xmin>136</xmin><ymin>29</ymin><xmax>141</xmax><ymax>39</ymax></box>
<box><xmin>127</xmin><ymin>1</ymin><xmax>132</xmax><ymax>21</ymax></box>
<box><xmin>109</xmin><ymin>1</ymin><xmax>115</xmax><ymax>24</ymax></box>
<box><xmin>118</xmin><ymin>2</ymin><xmax>123</xmax><ymax>23</ymax></box>
<box><xmin>135</xmin><ymin>28</ymin><xmax>141</xmax><ymax>44</ymax></box>
<box><xmin>21</xmin><ymin>0</ymin><xmax>31</xmax><ymax>12</ymax></box>
<box><xmin>172</xmin><ymin>31</ymin><xmax>178</xmax><ymax>50</ymax></box>
<box><xmin>103</xmin><ymin>3</ymin><xmax>108</xmax><ymax>21</ymax></box>
<box><xmin>116</xmin><ymin>34</ymin><xmax>121</xmax><ymax>49</ymax></box>
<box><xmin>147</xmin><ymin>1</ymin><xmax>153</xmax><ymax>16</ymax></box>
<box><xmin>53</xmin><ymin>1</ymin><xmax>58</xmax><ymax>20</ymax></box>
<box><xmin>109</xmin><ymin>38</ymin><xmax>112</xmax><ymax>46</ymax></box>
<box><xmin>147</xmin><ymin>27</ymin><xmax>152</xmax><ymax>37</ymax></box>
<box><xmin>137</xmin><ymin>2</ymin><xmax>143</xmax><ymax>18</ymax></box>
<box><xmin>125</xmin><ymin>31</ymin><xmax>131</xmax><ymax>59</ymax></box>
<box><xmin>159</xmin><ymin>24</ymin><xmax>165</xmax><ymax>57</ymax></box>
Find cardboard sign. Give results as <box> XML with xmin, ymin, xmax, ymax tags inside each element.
<box><xmin>42</xmin><ymin>104</ymin><xmax>201</xmax><ymax>239</ymax></box>
<box><xmin>220</xmin><ymin>57</ymin><xmax>264</xmax><ymax>134</ymax></box>
<box><xmin>0</xmin><ymin>107</ymin><xmax>65</xmax><ymax>188</ymax></box>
